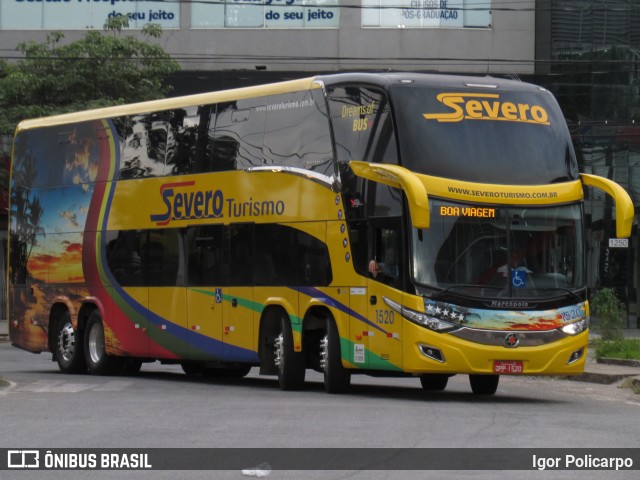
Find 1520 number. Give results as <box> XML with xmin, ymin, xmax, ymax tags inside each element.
<box><xmin>375</xmin><ymin>309</ymin><xmax>394</xmax><ymax>324</ymax></box>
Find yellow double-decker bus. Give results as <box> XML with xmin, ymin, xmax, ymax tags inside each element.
<box><xmin>8</xmin><ymin>73</ymin><xmax>634</xmax><ymax>395</ymax></box>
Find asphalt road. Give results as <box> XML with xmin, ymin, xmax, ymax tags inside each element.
<box><xmin>1</xmin><ymin>342</ymin><xmax>639</xmax><ymax>480</ymax></box>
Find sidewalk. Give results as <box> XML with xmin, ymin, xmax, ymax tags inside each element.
<box><xmin>571</xmin><ymin>358</ymin><xmax>640</xmax><ymax>385</ymax></box>
<box><xmin>0</xmin><ymin>319</ymin><xmax>638</xmax><ymax>388</ymax></box>
<box><xmin>568</xmin><ymin>329</ymin><xmax>640</xmax><ymax>388</ymax></box>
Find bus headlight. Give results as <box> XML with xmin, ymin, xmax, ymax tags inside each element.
<box><xmin>560</xmin><ymin>318</ymin><xmax>588</xmax><ymax>336</ymax></box>
<box><xmin>383</xmin><ymin>297</ymin><xmax>460</xmax><ymax>333</ymax></box>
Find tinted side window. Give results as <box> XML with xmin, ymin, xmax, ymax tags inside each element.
<box><xmin>144</xmin><ymin>229</ymin><xmax>182</xmax><ymax>286</ymax></box>
<box><xmin>254</xmin><ymin>224</ymin><xmax>293</xmax><ymax>285</ymax></box>
<box><xmin>263</xmin><ymin>89</ymin><xmax>334</xmax><ymax>176</ymax></box>
<box><xmin>327</xmin><ymin>86</ymin><xmax>398</xmax><ymax>165</ymax></box>
<box><xmin>185</xmin><ymin>225</ymin><xmax>228</xmax><ymax>285</ymax></box>
<box><xmin>118</xmin><ymin>114</ymin><xmax>169</xmax><ymax>179</ymax></box>
<box><xmin>116</xmin><ymin>107</ymin><xmax>216</xmax><ymax>178</ymax></box>
<box><xmin>213</xmin><ymin>98</ymin><xmax>266</xmax><ymax>170</ymax></box>
<box><xmin>370</xmin><ymin>220</ymin><xmax>403</xmax><ymax>288</ymax></box>
<box><xmin>105</xmin><ymin>229</ymin><xmax>182</xmax><ymax>286</ymax></box>
<box><xmin>296</xmin><ymin>228</ymin><xmax>332</xmax><ymax>286</ymax></box>
<box><xmin>229</xmin><ymin>224</ymin><xmax>254</xmax><ymax>285</ymax></box>
<box><xmin>169</xmin><ymin>105</ymin><xmax>215</xmax><ymax>175</ymax></box>
<box><xmin>255</xmin><ymin>224</ymin><xmax>331</xmax><ymax>286</ymax></box>
<box><xmin>105</xmin><ymin>230</ymin><xmax>144</xmax><ymax>286</ymax></box>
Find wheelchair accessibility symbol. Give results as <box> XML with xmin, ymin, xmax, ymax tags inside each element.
<box><xmin>511</xmin><ymin>270</ymin><xmax>526</xmax><ymax>288</ymax></box>
<box><xmin>215</xmin><ymin>288</ymin><xmax>222</xmax><ymax>303</ymax></box>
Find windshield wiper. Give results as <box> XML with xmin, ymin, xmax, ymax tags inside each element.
<box><xmin>536</xmin><ymin>287</ymin><xmax>584</xmax><ymax>303</ymax></box>
<box><xmin>433</xmin><ymin>284</ymin><xmax>503</xmax><ymax>301</ymax></box>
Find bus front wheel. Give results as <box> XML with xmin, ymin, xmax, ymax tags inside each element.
<box><xmin>84</xmin><ymin>311</ymin><xmax>122</xmax><ymax>376</ymax></box>
<box><xmin>274</xmin><ymin>315</ymin><xmax>305</xmax><ymax>390</ymax></box>
<box><xmin>419</xmin><ymin>374</ymin><xmax>450</xmax><ymax>391</ymax></box>
<box><xmin>469</xmin><ymin>374</ymin><xmax>499</xmax><ymax>395</ymax></box>
<box><xmin>55</xmin><ymin>311</ymin><xmax>86</xmax><ymax>374</ymax></box>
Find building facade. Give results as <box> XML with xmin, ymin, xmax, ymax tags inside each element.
<box><xmin>1</xmin><ymin>0</ymin><xmax>638</xmax><ymax>326</ymax></box>
<box><xmin>536</xmin><ymin>0</ymin><xmax>640</xmax><ymax>327</ymax></box>
<box><xmin>0</xmin><ymin>1</ymin><xmax>533</xmax><ymax>74</ymax></box>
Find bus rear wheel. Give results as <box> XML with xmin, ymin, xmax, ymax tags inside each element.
<box><xmin>274</xmin><ymin>315</ymin><xmax>305</xmax><ymax>390</ymax></box>
<box><xmin>321</xmin><ymin>319</ymin><xmax>351</xmax><ymax>394</ymax></box>
<box><xmin>55</xmin><ymin>311</ymin><xmax>86</xmax><ymax>374</ymax></box>
<box><xmin>469</xmin><ymin>374</ymin><xmax>499</xmax><ymax>395</ymax></box>
<box><xmin>84</xmin><ymin>311</ymin><xmax>123</xmax><ymax>376</ymax></box>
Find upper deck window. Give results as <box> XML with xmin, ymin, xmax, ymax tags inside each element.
<box><xmin>327</xmin><ymin>85</ymin><xmax>398</xmax><ymax>165</ymax></box>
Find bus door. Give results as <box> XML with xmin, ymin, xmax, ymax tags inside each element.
<box><xmin>185</xmin><ymin>225</ymin><xmax>226</xmax><ymax>361</ymax></box>
<box><xmin>186</xmin><ymin>287</ymin><xmax>226</xmax><ymax>360</ymax></box>
<box><xmin>366</xmin><ymin>220</ymin><xmax>404</xmax><ymax>371</ymax></box>
<box><xmin>225</xmin><ymin>224</ymin><xmax>256</xmax><ymax>360</ymax></box>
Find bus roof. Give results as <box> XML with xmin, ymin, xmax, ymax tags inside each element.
<box><xmin>316</xmin><ymin>72</ymin><xmax>547</xmax><ymax>94</ymax></box>
<box><xmin>15</xmin><ymin>76</ymin><xmax>320</xmax><ymax>133</ymax></box>
<box><xmin>15</xmin><ymin>72</ymin><xmax>546</xmax><ymax>133</ymax></box>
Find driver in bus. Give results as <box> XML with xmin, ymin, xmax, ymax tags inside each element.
<box><xmin>497</xmin><ymin>248</ymin><xmax>532</xmax><ymax>277</ymax></box>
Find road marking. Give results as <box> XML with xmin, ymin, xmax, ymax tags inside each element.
<box><xmin>13</xmin><ymin>380</ymin><xmax>132</xmax><ymax>393</ymax></box>
<box><xmin>93</xmin><ymin>381</ymin><xmax>133</xmax><ymax>392</ymax></box>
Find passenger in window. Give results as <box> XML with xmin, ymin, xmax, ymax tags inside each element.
<box><xmin>368</xmin><ymin>255</ymin><xmax>399</xmax><ymax>282</ymax></box>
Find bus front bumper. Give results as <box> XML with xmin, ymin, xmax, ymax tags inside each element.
<box><xmin>402</xmin><ymin>321</ymin><xmax>589</xmax><ymax>376</ymax></box>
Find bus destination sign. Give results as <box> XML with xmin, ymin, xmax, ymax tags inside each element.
<box><xmin>439</xmin><ymin>206</ymin><xmax>496</xmax><ymax>218</ymax></box>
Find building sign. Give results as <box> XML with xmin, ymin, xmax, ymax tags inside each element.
<box><xmin>362</xmin><ymin>0</ymin><xmax>491</xmax><ymax>28</ymax></box>
<box><xmin>191</xmin><ymin>0</ymin><xmax>340</xmax><ymax>28</ymax></box>
<box><xmin>608</xmin><ymin>238</ymin><xmax>629</xmax><ymax>248</ymax></box>
<box><xmin>0</xmin><ymin>0</ymin><xmax>180</xmax><ymax>30</ymax></box>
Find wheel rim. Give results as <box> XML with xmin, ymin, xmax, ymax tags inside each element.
<box><xmin>274</xmin><ymin>333</ymin><xmax>284</xmax><ymax>370</ymax></box>
<box><xmin>320</xmin><ymin>334</ymin><xmax>328</xmax><ymax>370</ymax></box>
<box><xmin>58</xmin><ymin>322</ymin><xmax>76</xmax><ymax>362</ymax></box>
<box><xmin>87</xmin><ymin>321</ymin><xmax>105</xmax><ymax>365</ymax></box>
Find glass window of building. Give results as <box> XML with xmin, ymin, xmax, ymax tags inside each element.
<box><xmin>191</xmin><ymin>0</ymin><xmax>340</xmax><ymax>28</ymax></box>
<box><xmin>362</xmin><ymin>0</ymin><xmax>491</xmax><ymax>28</ymax></box>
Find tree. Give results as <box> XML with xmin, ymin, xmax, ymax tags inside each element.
<box><xmin>0</xmin><ymin>17</ymin><xmax>180</xmax><ymax>135</ymax></box>
<box><xmin>591</xmin><ymin>287</ymin><xmax>626</xmax><ymax>341</ymax></box>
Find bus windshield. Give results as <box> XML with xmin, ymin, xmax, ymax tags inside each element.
<box><xmin>411</xmin><ymin>201</ymin><xmax>585</xmax><ymax>299</ymax></box>
<box><xmin>390</xmin><ymin>84</ymin><xmax>579</xmax><ymax>185</ymax></box>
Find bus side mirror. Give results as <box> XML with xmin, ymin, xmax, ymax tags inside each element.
<box><xmin>580</xmin><ymin>173</ymin><xmax>634</xmax><ymax>238</ymax></box>
<box><xmin>349</xmin><ymin>161</ymin><xmax>430</xmax><ymax>229</ymax></box>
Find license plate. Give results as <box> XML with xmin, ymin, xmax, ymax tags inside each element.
<box><xmin>493</xmin><ymin>360</ymin><xmax>524</xmax><ymax>374</ymax></box>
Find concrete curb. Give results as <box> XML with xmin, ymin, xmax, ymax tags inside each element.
<box><xmin>566</xmin><ymin>371</ymin><xmax>640</xmax><ymax>385</ymax></box>
<box><xmin>564</xmin><ymin>357</ymin><xmax>640</xmax><ymax>385</ymax></box>
<box><xmin>597</xmin><ymin>357</ymin><xmax>640</xmax><ymax>368</ymax></box>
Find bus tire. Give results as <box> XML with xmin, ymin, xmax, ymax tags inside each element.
<box><xmin>321</xmin><ymin>319</ymin><xmax>351</xmax><ymax>394</ymax></box>
<box><xmin>274</xmin><ymin>315</ymin><xmax>305</xmax><ymax>390</ymax></box>
<box><xmin>419</xmin><ymin>374</ymin><xmax>449</xmax><ymax>391</ymax></box>
<box><xmin>55</xmin><ymin>311</ymin><xmax>86</xmax><ymax>374</ymax></box>
<box><xmin>469</xmin><ymin>374</ymin><xmax>499</xmax><ymax>395</ymax></box>
<box><xmin>84</xmin><ymin>310</ymin><xmax>122</xmax><ymax>376</ymax></box>
<box><xmin>181</xmin><ymin>362</ymin><xmax>204</xmax><ymax>375</ymax></box>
